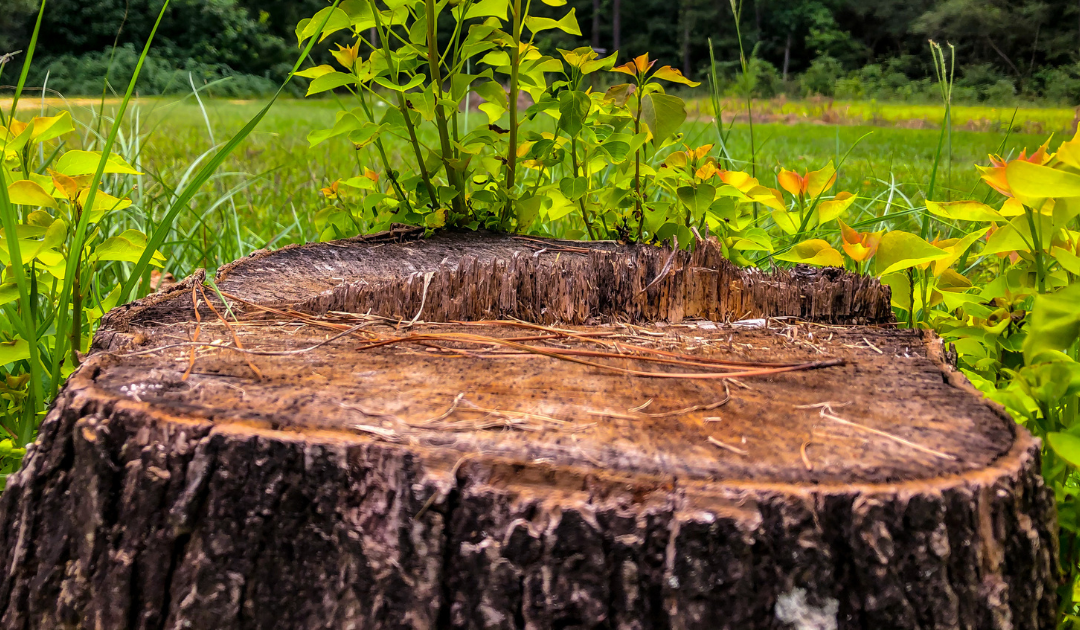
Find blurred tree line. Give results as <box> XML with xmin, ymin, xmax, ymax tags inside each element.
<box><xmin>1</xmin><ymin>0</ymin><xmax>1079</xmax><ymax>102</ymax></box>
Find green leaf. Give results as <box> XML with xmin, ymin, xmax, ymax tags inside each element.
<box><xmin>306</xmin><ymin>71</ymin><xmax>356</xmax><ymax>96</ymax></box>
<box><xmin>559</xmin><ymin>176</ymin><xmax>589</xmax><ymax>201</ymax></box>
<box><xmin>557</xmin><ymin>90</ymin><xmax>591</xmax><ymax>137</ymax></box>
<box><xmin>93</xmin><ymin>229</ymin><xmax>166</xmax><ymax>267</ymax></box>
<box><xmin>307</xmin><ymin>111</ymin><xmax>362</xmax><ymax>147</ymax></box>
<box><xmin>1051</xmin><ymin>246</ymin><xmax>1080</xmax><ymax>275</ymax></box>
<box><xmin>676</xmin><ymin>184</ymin><xmax>716</xmax><ymax>221</ymax></box>
<box><xmin>516</xmin><ymin>195</ymin><xmax>543</xmax><ymax>227</ymax></box>
<box><xmin>1023</xmin><ymin>282</ymin><xmax>1080</xmax><ymax>363</ymax></box>
<box><xmin>1049</xmin><ymin>432</ymin><xmax>1080</xmax><ymax>468</ymax></box>
<box><xmin>461</xmin><ymin>0</ymin><xmax>510</xmax><ymax>20</ymax></box>
<box><xmin>7</xmin><ymin>180</ymin><xmax>56</xmax><ymax>208</ymax></box>
<box><xmin>1018</xmin><ymin>361</ymin><xmax>1080</xmax><ymax>406</ymax></box>
<box><xmin>523</xmin><ymin>8</ymin><xmax>581</xmax><ymax>35</ymax></box>
<box><xmin>982</xmin><ymin>214</ymin><xmax>1053</xmax><ymax>255</ymax></box>
<box><xmin>641</xmin><ymin>93</ymin><xmax>686</xmax><ymax>146</ymax></box>
<box><xmin>925</xmin><ymin>200</ymin><xmax>1003</xmax><ymax>222</ymax></box>
<box><xmin>408</xmin><ymin>86</ymin><xmax>437</xmax><ymax>121</ymax></box>
<box><xmin>372</xmin><ymin>74</ymin><xmax>427</xmax><ymax>92</ymax></box>
<box><xmin>543</xmin><ymin>189</ymin><xmax>575</xmax><ymax>221</ymax></box>
<box><xmin>1006</xmin><ymin>161</ymin><xmax>1080</xmax><ymax>206</ymax></box>
<box><xmin>873</xmin><ymin>231</ymin><xmax>949</xmax><ymax>276</ymax></box>
<box><xmin>347</xmin><ymin>122</ymin><xmax>390</xmax><ymax>149</ymax></box>
<box><xmin>775</xmin><ymin>239</ymin><xmax>843</xmax><ymax>267</ymax></box>
<box><xmin>54</xmin><ymin>151</ymin><xmax>141</xmax><ymax>176</ymax></box>
<box><xmin>294</xmin><ymin>64</ymin><xmax>336</xmax><ymax>79</ymax></box>
<box><xmin>297</xmin><ymin>6</ymin><xmax>352</xmax><ymax>44</ymax></box>
<box><xmin>29</xmin><ymin>112</ymin><xmax>74</xmax><ymax>143</ymax></box>
<box><xmin>0</xmin><ymin>339</ymin><xmax>30</xmax><ymax>366</ymax></box>
<box><xmin>0</xmin><ymin>283</ymin><xmax>18</xmax><ymax>307</ymax></box>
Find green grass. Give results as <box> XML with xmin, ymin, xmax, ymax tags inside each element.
<box><xmin>60</xmin><ymin>96</ymin><xmax>1052</xmax><ymax>280</ymax></box>
<box><xmin>698</xmin><ymin>97</ymin><xmax>1078</xmax><ymax>133</ymax></box>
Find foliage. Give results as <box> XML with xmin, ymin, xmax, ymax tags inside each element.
<box><xmin>291</xmin><ymin>6</ymin><xmax>1080</xmax><ymax>620</ymax></box>
<box><xmin>6</xmin><ymin>0</ymin><xmax>1080</xmax><ymax>104</ymax></box>
<box><xmin>2</xmin><ymin>0</ymin><xmax>1080</xmax><ymax>621</ymax></box>
<box><xmin>26</xmin><ymin>45</ymin><xmax>282</xmax><ymax>99</ymax></box>
<box><xmin>0</xmin><ymin>0</ymin><xmax>339</xmax><ymax>482</ymax></box>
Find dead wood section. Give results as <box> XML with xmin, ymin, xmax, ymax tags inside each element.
<box><xmin>0</xmin><ymin>230</ymin><xmax>1059</xmax><ymax>630</ymax></box>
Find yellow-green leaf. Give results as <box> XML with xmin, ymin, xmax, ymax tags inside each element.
<box><xmin>651</xmin><ymin>66</ymin><xmax>700</xmax><ymax>87</ymax></box>
<box><xmin>770</xmin><ymin>208</ymin><xmax>800</xmax><ymax>235</ymax></box>
<box><xmin>524</xmin><ymin>8</ymin><xmax>581</xmax><ymax>35</ymax></box>
<box><xmin>1023</xmin><ymin>282</ymin><xmax>1080</xmax><ymax>362</ymax></box>
<box><xmin>29</xmin><ymin>112</ymin><xmax>74</xmax><ymax>143</ymax></box>
<box><xmin>641</xmin><ymin>93</ymin><xmax>685</xmax><ymax>146</ymax></box>
<box><xmin>462</xmin><ymin>0</ymin><xmax>510</xmax><ymax>19</ymax></box>
<box><xmin>78</xmin><ymin>188</ymin><xmax>132</xmax><ymax>222</ymax></box>
<box><xmin>55</xmin><ymin>151</ymin><xmax>141</xmax><ymax>177</ymax></box>
<box><xmin>926</xmin><ymin>200</ymin><xmax>1002</xmax><ymax>222</ymax></box>
<box><xmin>7</xmin><ymin>180</ymin><xmax>57</xmax><ymax>208</ymax></box>
<box><xmin>297</xmin><ymin>7</ymin><xmax>351</xmax><ymax>44</ymax></box>
<box><xmin>294</xmin><ymin>64</ymin><xmax>336</xmax><ymax>79</ymax></box>
<box><xmin>0</xmin><ymin>339</ymin><xmax>30</xmax><ymax>366</ymax></box>
<box><xmin>1049</xmin><ymin>432</ymin><xmax>1080</xmax><ymax>468</ymax></box>
<box><xmin>307</xmin><ymin>71</ymin><xmax>357</xmax><ymax>96</ymax></box>
<box><xmin>0</xmin><ymin>283</ymin><xmax>18</xmax><ymax>307</ymax></box>
<box><xmin>874</xmin><ymin>231</ymin><xmax>949</xmax><ymax>276</ymax></box>
<box><xmin>982</xmin><ymin>214</ymin><xmax>1053</xmax><ymax>255</ymax></box>
<box><xmin>1006</xmin><ymin>161</ymin><xmax>1080</xmax><ymax>207</ymax></box>
<box><xmin>775</xmin><ymin>239</ymin><xmax>843</xmax><ymax>267</ymax></box>
<box><xmin>93</xmin><ymin>229</ymin><xmax>166</xmax><ymax>267</ymax></box>
<box><xmin>816</xmin><ymin>192</ymin><xmax>857</xmax><ymax>223</ymax></box>
<box><xmin>932</xmin><ymin>227</ymin><xmax>990</xmax><ymax>276</ymax></box>
<box><xmin>1052</xmin><ymin>246</ymin><xmax>1080</xmax><ymax>275</ymax></box>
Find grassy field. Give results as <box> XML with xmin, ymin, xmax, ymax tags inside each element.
<box><xmin>699</xmin><ymin>98</ymin><xmax>1079</xmax><ymax>134</ymax></box>
<box><xmin>19</xmin><ymin>96</ymin><xmax>1061</xmax><ymax>278</ymax></box>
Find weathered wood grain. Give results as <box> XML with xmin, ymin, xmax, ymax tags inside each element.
<box><xmin>0</xmin><ymin>230</ymin><xmax>1057</xmax><ymax>630</ymax></box>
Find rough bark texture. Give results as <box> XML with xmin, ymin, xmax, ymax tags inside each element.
<box><xmin>0</xmin><ymin>230</ymin><xmax>1059</xmax><ymax>630</ymax></box>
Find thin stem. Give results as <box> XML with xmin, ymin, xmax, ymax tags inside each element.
<box><xmin>503</xmin><ymin>0</ymin><xmax>523</xmax><ymax>224</ymax></box>
<box><xmin>570</xmin><ymin>136</ymin><xmax>597</xmax><ymax>239</ymax></box>
<box><xmin>634</xmin><ymin>82</ymin><xmax>644</xmax><ymax>240</ymax></box>
<box><xmin>426</xmin><ymin>0</ymin><xmax>465</xmax><ymax>217</ymax></box>
<box><xmin>373</xmin><ymin>3</ymin><xmax>438</xmax><ymax>207</ymax></box>
<box><xmin>1024</xmin><ymin>206</ymin><xmax>1047</xmax><ymax>293</ymax></box>
<box><xmin>354</xmin><ymin>87</ymin><xmax>412</xmax><ymax>212</ymax></box>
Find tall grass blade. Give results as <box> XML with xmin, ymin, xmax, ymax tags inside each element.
<box><xmin>119</xmin><ymin>1</ymin><xmax>343</xmax><ymax>303</ymax></box>
<box><xmin>49</xmin><ymin>0</ymin><xmax>172</xmax><ymax>396</ymax></box>
<box><xmin>0</xmin><ymin>0</ymin><xmax>49</xmax><ymax>443</ymax></box>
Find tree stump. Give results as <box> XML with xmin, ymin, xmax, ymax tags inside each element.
<box><xmin>0</xmin><ymin>229</ymin><xmax>1058</xmax><ymax>630</ymax></box>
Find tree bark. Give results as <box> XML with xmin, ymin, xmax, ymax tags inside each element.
<box><xmin>0</xmin><ymin>229</ymin><xmax>1058</xmax><ymax>629</ymax></box>
<box><xmin>613</xmin><ymin>0</ymin><xmax>621</xmax><ymax>58</ymax></box>
<box><xmin>783</xmin><ymin>32</ymin><xmax>792</xmax><ymax>81</ymax></box>
<box><xmin>591</xmin><ymin>0</ymin><xmax>601</xmax><ymax>51</ymax></box>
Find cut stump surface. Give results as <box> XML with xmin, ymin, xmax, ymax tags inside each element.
<box><xmin>0</xmin><ymin>229</ymin><xmax>1058</xmax><ymax>630</ymax></box>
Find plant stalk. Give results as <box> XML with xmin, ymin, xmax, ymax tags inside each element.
<box><xmin>634</xmin><ymin>83</ymin><xmax>644</xmax><ymax>240</ymax></box>
<box><xmin>425</xmin><ymin>0</ymin><xmax>466</xmax><ymax>217</ymax></box>
<box><xmin>503</xmin><ymin>0</ymin><xmax>523</xmax><ymax>224</ymax></box>
<box><xmin>373</xmin><ymin>3</ymin><xmax>439</xmax><ymax>207</ymax></box>
<box><xmin>570</xmin><ymin>136</ymin><xmax>597</xmax><ymax>239</ymax></box>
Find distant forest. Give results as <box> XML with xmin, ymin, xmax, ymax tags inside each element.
<box><xmin>2</xmin><ymin>0</ymin><xmax>1079</xmax><ymax>102</ymax></box>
